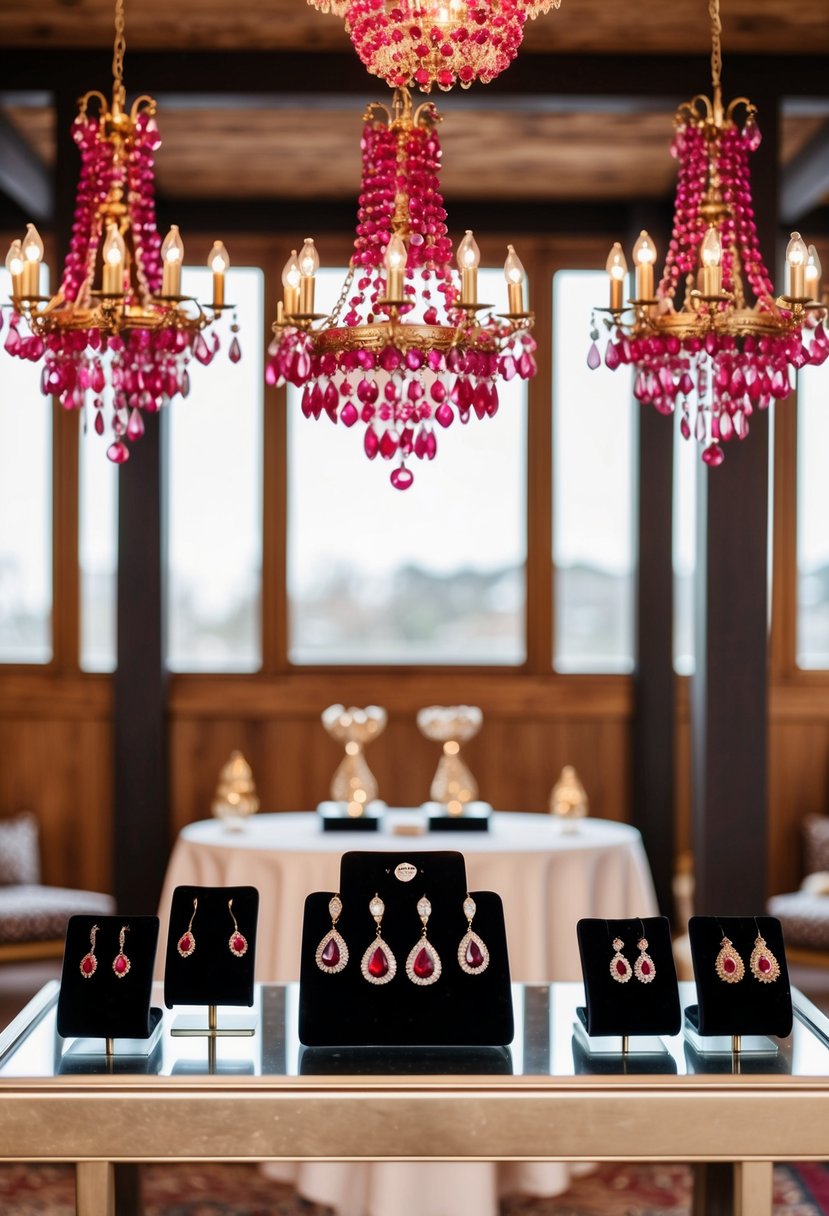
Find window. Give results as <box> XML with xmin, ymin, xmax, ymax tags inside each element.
<box><xmin>673</xmin><ymin>415</ymin><xmax>696</xmax><ymax>675</ymax></box>
<box><xmin>79</xmin><ymin>415</ymin><xmax>118</xmax><ymax>672</ymax></box>
<box><xmin>552</xmin><ymin>270</ymin><xmax>636</xmax><ymax>673</ymax></box>
<box><xmin>166</xmin><ymin>266</ymin><xmax>264</xmax><ymax>672</ymax></box>
<box><xmin>797</xmin><ymin>366</ymin><xmax>829</xmax><ymax>667</ymax></box>
<box><xmin>287</xmin><ymin>268</ymin><xmax>528</xmax><ymax>665</ymax></box>
<box><xmin>0</xmin><ymin>267</ymin><xmax>52</xmax><ymax>663</ymax></box>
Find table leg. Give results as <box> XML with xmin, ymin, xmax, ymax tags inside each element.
<box><xmin>733</xmin><ymin>1161</ymin><xmax>773</xmax><ymax>1216</ymax></box>
<box><xmin>692</xmin><ymin>1162</ymin><xmax>733</xmax><ymax>1215</ymax></box>
<box><xmin>76</xmin><ymin>1161</ymin><xmax>114</xmax><ymax>1216</ymax></box>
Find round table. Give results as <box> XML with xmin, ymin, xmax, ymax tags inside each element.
<box><xmin>158</xmin><ymin>811</ymin><xmax>658</xmax><ymax>1216</ymax></box>
<box><xmin>158</xmin><ymin>811</ymin><xmax>658</xmax><ymax>984</ymax></box>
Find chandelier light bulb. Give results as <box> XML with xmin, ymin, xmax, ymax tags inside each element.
<box><xmin>208</xmin><ymin>240</ymin><xmax>230</xmax><ymax>274</ymax></box>
<box><xmin>633</xmin><ymin>230</ymin><xmax>656</xmax><ymax>301</ymax></box>
<box><xmin>457</xmin><ymin>229</ymin><xmax>480</xmax><ymax>305</ymax></box>
<box><xmin>504</xmin><ymin>245</ymin><xmax>526</xmax><ymax>313</ymax></box>
<box><xmin>787</xmin><ymin>232</ymin><xmax>808</xmax><ymax>298</ymax></box>
<box><xmin>457</xmin><ymin>230</ymin><xmax>480</xmax><ymax>271</ymax></box>
<box><xmin>281</xmin><ymin>250</ymin><xmax>301</xmax><ymax>317</ymax></box>
<box><xmin>298</xmin><ymin>239</ymin><xmax>319</xmax><ymax>313</ymax></box>
<box><xmin>805</xmin><ymin>246</ymin><xmax>822</xmax><ymax>300</ymax></box>
<box><xmin>299</xmin><ymin>239</ymin><xmax>320</xmax><ymax>279</ymax></box>
<box><xmin>21</xmin><ymin>224</ymin><xmax>44</xmax><ymax>296</ymax></box>
<box><xmin>23</xmin><ymin>224</ymin><xmax>44</xmax><ymax>264</ymax></box>
<box><xmin>208</xmin><ymin>240</ymin><xmax>230</xmax><ymax>308</ymax></box>
<box><xmin>5</xmin><ymin>239</ymin><xmax>24</xmax><ymax>290</ymax></box>
<box><xmin>605</xmin><ymin>242</ymin><xmax>628</xmax><ymax>310</ymax></box>
<box><xmin>384</xmin><ymin>233</ymin><xmax>408</xmax><ymax>301</ymax></box>
<box><xmin>102</xmin><ymin>226</ymin><xmax>126</xmax><ymax>295</ymax></box>
<box><xmin>700</xmin><ymin>227</ymin><xmax>723</xmax><ymax>296</ymax></box>
<box><xmin>161</xmin><ymin>225</ymin><xmax>184</xmax><ymax>296</ymax></box>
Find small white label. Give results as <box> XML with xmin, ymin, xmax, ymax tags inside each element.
<box><xmin>394</xmin><ymin>862</ymin><xmax>418</xmax><ymax>883</ymax></box>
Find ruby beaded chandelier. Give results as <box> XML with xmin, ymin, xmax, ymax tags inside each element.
<box><xmin>2</xmin><ymin>0</ymin><xmax>239</xmax><ymax>464</ymax></box>
<box><xmin>309</xmin><ymin>0</ymin><xmax>561</xmax><ymax>93</ymax></box>
<box><xmin>266</xmin><ymin>88</ymin><xmax>537</xmax><ymax>490</ymax></box>
<box><xmin>589</xmin><ymin>0</ymin><xmax>826</xmax><ymax>467</ymax></box>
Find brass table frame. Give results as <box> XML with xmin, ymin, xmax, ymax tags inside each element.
<box><xmin>2</xmin><ymin>985</ymin><xmax>829</xmax><ymax>1216</ymax></box>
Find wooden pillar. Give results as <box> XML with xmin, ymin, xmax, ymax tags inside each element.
<box><xmin>631</xmin><ymin>204</ymin><xmax>675</xmax><ymax>918</ymax></box>
<box><xmin>691</xmin><ymin>91</ymin><xmax>778</xmax><ymax>914</ymax></box>
<box><xmin>114</xmin><ymin>412</ymin><xmax>168</xmax><ymax>910</ymax></box>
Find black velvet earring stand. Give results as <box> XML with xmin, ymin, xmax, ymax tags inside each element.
<box><xmin>685</xmin><ymin>915</ymin><xmax>792</xmax><ymax>1040</ymax></box>
<box><xmin>298</xmin><ymin>850</ymin><xmax>513</xmax><ymax>1047</ymax></box>
<box><xmin>576</xmin><ymin>916</ymin><xmax>680</xmax><ymax>1043</ymax></box>
<box><xmin>57</xmin><ymin>915</ymin><xmax>161</xmax><ymax>1048</ymax></box>
<box><xmin>164</xmin><ymin>885</ymin><xmax>259</xmax><ymax>1035</ymax></box>
<box><xmin>317</xmin><ymin>801</ymin><xmax>384</xmax><ymax>832</ymax></box>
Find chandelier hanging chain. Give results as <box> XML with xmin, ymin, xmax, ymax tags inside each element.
<box><xmin>112</xmin><ymin>0</ymin><xmax>127</xmax><ymax>111</ymax></box>
<box><xmin>709</xmin><ymin>0</ymin><xmax>723</xmax><ymax>121</ymax></box>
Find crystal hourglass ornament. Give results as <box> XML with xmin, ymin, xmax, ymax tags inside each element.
<box><xmin>321</xmin><ymin>704</ymin><xmax>387</xmax><ymax>818</ymax></box>
<box><xmin>548</xmin><ymin>764</ymin><xmax>589</xmax><ymax>833</ymax></box>
<box><xmin>417</xmin><ymin>705</ymin><xmax>490</xmax><ymax>818</ymax></box>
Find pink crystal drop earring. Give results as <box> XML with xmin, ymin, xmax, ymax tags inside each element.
<box><xmin>112</xmin><ymin>925</ymin><xmax>131</xmax><ymax>978</ymax></box>
<box><xmin>79</xmin><ymin>923</ymin><xmax>99</xmax><ymax>979</ymax></box>
<box><xmin>177</xmin><ymin>898</ymin><xmax>198</xmax><ymax>958</ymax></box>
<box><xmin>228</xmin><ymin>899</ymin><xmax>248</xmax><ymax>958</ymax></box>
<box><xmin>610</xmin><ymin>935</ymin><xmax>632</xmax><ymax>983</ymax></box>
<box><xmin>715</xmin><ymin>924</ymin><xmax>745</xmax><ymax>984</ymax></box>
<box><xmin>457</xmin><ymin>894</ymin><xmax>490</xmax><ymax>975</ymax></box>
<box><xmin>316</xmin><ymin>893</ymin><xmax>349</xmax><ymax>974</ymax></box>
<box><xmin>749</xmin><ymin>919</ymin><xmax>780</xmax><ymax>984</ymax></box>
<box><xmin>634</xmin><ymin>920</ymin><xmax>656</xmax><ymax>984</ymax></box>
<box><xmin>360</xmin><ymin>893</ymin><xmax>396</xmax><ymax>985</ymax></box>
<box><xmin>405</xmin><ymin>895</ymin><xmax>442</xmax><ymax>986</ymax></box>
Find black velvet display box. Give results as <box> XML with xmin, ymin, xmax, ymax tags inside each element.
<box><xmin>426</xmin><ymin>802</ymin><xmax>492</xmax><ymax>833</ymax></box>
<box><xmin>298</xmin><ymin>850</ymin><xmax>513</xmax><ymax>1047</ymax></box>
<box><xmin>318</xmin><ymin>802</ymin><xmax>383</xmax><ymax>832</ymax></box>
<box><xmin>686</xmin><ymin>915</ymin><xmax>792</xmax><ymax>1038</ymax></box>
<box><xmin>576</xmin><ymin>916</ymin><xmax>680</xmax><ymax>1038</ymax></box>
<box><xmin>163</xmin><ymin>885</ymin><xmax>258</xmax><ymax>1009</ymax></box>
<box><xmin>57</xmin><ymin>915</ymin><xmax>160</xmax><ymax>1040</ymax></box>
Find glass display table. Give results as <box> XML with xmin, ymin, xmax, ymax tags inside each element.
<box><xmin>2</xmin><ymin>982</ymin><xmax>829</xmax><ymax>1216</ymax></box>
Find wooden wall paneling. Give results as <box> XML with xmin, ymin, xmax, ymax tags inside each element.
<box><xmin>0</xmin><ymin>716</ymin><xmax>112</xmax><ymax>892</ymax></box>
<box><xmin>768</xmin><ymin>718</ymin><xmax>829</xmax><ymax>896</ymax></box>
<box><xmin>770</xmin><ymin>397</ymin><xmax>799</xmax><ymax>679</ymax></box>
<box><xmin>525</xmin><ymin>239</ymin><xmax>553</xmax><ymax>672</ymax></box>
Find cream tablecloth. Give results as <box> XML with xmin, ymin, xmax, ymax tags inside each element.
<box><xmin>158</xmin><ymin>811</ymin><xmax>657</xmax><ymax>984</ymax></box>
<box><xmin>158</xmin><ymin>811</ymin><xmax>658</xmax><ymax>1216</ymax></box>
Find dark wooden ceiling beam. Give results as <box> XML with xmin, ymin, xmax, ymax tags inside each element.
<box><xmin>153</xmin><ymin>196</ymin><xmax>635</xmax><ymax>234</ymax></box>
<box><xmin>1</xmin><ymin>50</ymin><xmax>828</xmax><ymax>101</ymax></box>
<box><xmin>781</xmin><ymin>120</ymin><xmax>829</xmax><ymax>223</ymax></box>
<box><xmin>0</xmin><ymin>110</ymin><xmax>51</xmax><ymax>221</ymax></box>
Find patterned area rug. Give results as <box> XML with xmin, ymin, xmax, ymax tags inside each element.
<box><xmin>0</xmin><ymin>1162</ymin><xmax>826</xmax><ymax>1215</ymax></box>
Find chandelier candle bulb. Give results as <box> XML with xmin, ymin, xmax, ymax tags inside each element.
<box><xmin>5</xmin><ymin>240</ymin><xmax>24</xmax><ymax>298</ymax></box>
<box><xmin>633</xmin><ymin>230</ymin><xmax>656</xmax><ymax>301</ymax></box>
<box><xmin>504</xmin><ymin>245</ymin><xmax>526</xmax><ymax>313</ymax></box>
<box><xmin>385</xmin><ymin>233</ymin><xmax>407</xmax><ymax>302</ymax></box>
<box><xmin>208</xmin><ymin>241</ymin><xmax>230</xmax><ymax>309</ymax></box>
<box><xmin>700</xmin><ymin>227</ymin><xmax>723</xmax><ymax>297</ymax></box>
<box><xmin>102</xmin><ymin>226</ymin><xmax>126</xmax><ymax>295</ymax></box>
<box><xmin>457</xmin><ymin>230</ymin><xmax>480</xmax><ymax>306</ymax></box>
<box><xmin>21</xmin><ymin>224</ymin><xmax>44</xmax><ymax>298</ymax></box>
<box><xmin>606</xmin><ymin>243</ymin><xmax>628</xmax><ymax>311</ymax></box>
<box><xmin>282</xmin><ymin>251</ymin><xmax>301</xmax><ymax>317</ymax></box>
<box><xmin>298</xmin><ymin>239</ymin><xmax>320</xmax><ymax>315</ymax></box>
<box><xmin>805</xmin><ymin>246</ymin><xmax>822</xmax><ymax>301</ymax></box>
<box><xmin>786</xmin><ymin>232</ymin><xmax>808</xmax><ymax>298</ymax></box>
<box><xmin>161</xmin><ymin>225</ymin><xmax>184</xmax><ymax>297</ymax></box>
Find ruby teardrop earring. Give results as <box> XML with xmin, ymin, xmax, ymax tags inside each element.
<box><xmin>360</xmin><ymin>893</ymin><xmax>396</xmax><ymax>985</ymax></box>
<box><xmin>405</xmin><ymin>895</ymin><xmax>442</xmax><ymax>986</ymax></box>
<box><xmin>316</xmin><ymin>893</ymin><xmax>349</xmax><ymax>974</ymax></box>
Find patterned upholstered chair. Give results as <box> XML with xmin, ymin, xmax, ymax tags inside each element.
<box><xmin>0</xmin><ymin>812</ymin><xmax>115</xmax><ymax>963</ymax></box>
<box><xmin>767</xmin><ymin>815</ymin><xmax>829</xmax><ymax>967</ymax></box>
